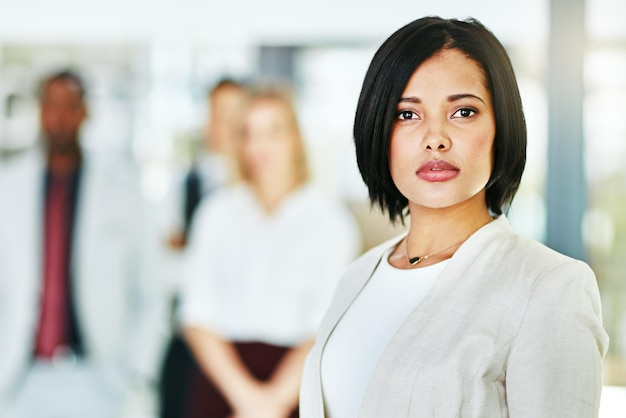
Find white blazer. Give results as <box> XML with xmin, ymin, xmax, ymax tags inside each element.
<box><xmin>300</xmin><ymin>216</ymin><xmax>609</xmax><ymax>418</ymax></box>
<box><xmin>0</xmin><ymin>149</ymin><xmax>168</xmax><ymax>401</ymax></box>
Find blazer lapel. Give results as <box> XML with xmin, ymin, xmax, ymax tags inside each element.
<box><xmin>358</xmin><ymin>216</ymin><xmax>511</xmax><ymax>417</ymax></box>
<box><xmin>7</xmin><ymin>151</ymin><xmax>46</xmax><ymax>311</ymax></box>
<box><xmin>302</xmin><ymin>234</ymin><xmax>406</xmax><ymax>417</ymax></box>
<box><xmin>0</xmin><ymin>150</ymin><xmax>45</xmax><ymax>391</ymax></box>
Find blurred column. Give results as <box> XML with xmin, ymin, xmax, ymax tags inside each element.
<box><xmin>258</xmin><ymin>46</ymin><xmax>298</xmax><ymax>85</ymax></box>
<box><xmin>546</xmin><ymin>0</ymin><xmax>586</xmax><ymax>260</ymax></box>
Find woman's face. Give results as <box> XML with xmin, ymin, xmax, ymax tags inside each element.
<box><xmin>389</xmin><ymin>48</ymin><xmax>496</xmax><ymax>213</ymax></box>
<box><xmin>242</xmin><ymin>98</ymin><xmax>296</xmax><ymax>184</ymax></box>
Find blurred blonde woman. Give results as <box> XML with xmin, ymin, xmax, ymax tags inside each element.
<box><xmin>179</xmin><ymin>87</ymin><xmax>361</xmax><ymax>418</ymax></box>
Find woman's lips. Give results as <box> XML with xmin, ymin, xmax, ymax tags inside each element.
<box><xmin>416</xmin><ymin>160</ymin><xmax>460</xmax><ymax>182</ymax></box>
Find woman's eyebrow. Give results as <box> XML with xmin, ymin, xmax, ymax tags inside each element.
<box><xmin>398</xmin><ymin>96</ymin><xmax>420</xmax><ymax>103</ymax></box>
<box><xmin>397</xmin><ymin>94</ymin><xmax>485</xmax><ymax>104</ymax></box>
<box><xmin>448</xmin><ymin>93</ymin><xmax>485</xmax><ymax>104</ymax></box>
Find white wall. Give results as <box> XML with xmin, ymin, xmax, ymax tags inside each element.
<box><xmin>0</xmin><ymin>0</ymin><xmax>548</xmax><ymax>46</ymax></box>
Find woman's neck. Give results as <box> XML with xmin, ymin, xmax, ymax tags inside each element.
<box><xmin>252</xmin><ymin>175</ymin><xmax>300</xmax><ymax>214</ymax></box>
<box><xmin>406</xmin><ymin>201</ymin><xmax>493</xmax><ymax>254</ymax></box>
<box><xmin>388</xmin><ymin>195</ymin><xmax>493</xmax><ymax>269</ymax></box>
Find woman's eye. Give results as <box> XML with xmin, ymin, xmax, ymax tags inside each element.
<box><xmin>397</xmin><ymin>110</ymin><xmax>417</xmax><ymax>120</ymax></box>
<box><xmin>452</xmin><ymin>108</ymin><xmax>476</xmax><ymax>118</ymax></box>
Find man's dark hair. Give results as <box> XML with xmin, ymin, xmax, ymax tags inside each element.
<box><xmin>209</xmin><ymin>77</ymin><xmax>246</xmax><ymax>97</ymax></box>
<box><xmin>38</xmin><ymin>69</ymin><xmax>87</xmax><ymax>101</ymax></box>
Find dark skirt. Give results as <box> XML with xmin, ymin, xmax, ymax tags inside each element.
<box><xmin>161</xmin><ymin>338</ymin><xmax>299</xmax><ymax>418</ymax></box>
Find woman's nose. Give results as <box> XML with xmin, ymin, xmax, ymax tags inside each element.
<box><xmin>423</xmin><ymin>121</ymin><xmax>451</xmax><ymax>151</ymax></box>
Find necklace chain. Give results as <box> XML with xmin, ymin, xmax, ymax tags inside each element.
<box><xmin>405</xmin><ymin>236</ymin><xmax>467</xmax><ymax>266</ymax></box>
<box><xmin>404</xmin><ymin>217</ymin><xmax>495</xmax><ymax>266</ymax></box>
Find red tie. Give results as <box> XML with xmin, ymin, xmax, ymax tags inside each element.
<box><xmin>34</xmin><ymin>175</ymin><xmax>71</xmax><ymax>358</ymax></box>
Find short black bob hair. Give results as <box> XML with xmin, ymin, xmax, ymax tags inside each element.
<box><xmin>354</xmin><ymin>16</ymin><xmax>527</xmax><ymax>223</ymax></box>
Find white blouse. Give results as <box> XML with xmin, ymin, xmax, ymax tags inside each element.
<box><xmin>321</xmin><ymin>248</ymin><xmax>448</xmax><ymax>418</ymax></box>
<box><xmin>179</xmin><ymin>184</ymin><xmax>361</xmax><ymax>346</ymax></box>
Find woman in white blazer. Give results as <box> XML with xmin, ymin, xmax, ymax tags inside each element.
<box><xmin>300</xmin><ymin>16</ymin><xmax>608</xmax><ymax>418</ymax></box>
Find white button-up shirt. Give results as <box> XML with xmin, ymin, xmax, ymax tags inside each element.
<box><xmin>179</xmin><ymin>184</ymin><xmax>361</xmax><ymax>346</ymax></box>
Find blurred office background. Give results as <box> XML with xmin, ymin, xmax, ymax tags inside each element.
<box><xmin>0</xmin><ymin>0</ymin><xmax>624</xmax><ymax>414</ymax></box>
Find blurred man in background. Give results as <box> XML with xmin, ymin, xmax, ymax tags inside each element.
<box><xmin>165</xmin><ymin>78</ymin><xmax>249</xmax><ymax>250</ymax></box>
<box><xmin>0</xmin><ymin>70</ymin><xmax>167</xmax><ymax>417</ymax></box>
<box><xmin>158</xmin><ymin>77</ymin><xmax>249</xmax><ymax>418</ymax></box>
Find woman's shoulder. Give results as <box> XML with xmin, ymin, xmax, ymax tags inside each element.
<box><xmin>190</xmin><ymin>184</ymin><xmax>252</xmax><ymax>227</ymax></box>
<box><xmin>502</xmin><ymin>222</ymin><xmax>588</xmax><ymax>271</ymax></box>
<box><xmin>290</xmin><ymin>183</ymin><xmax>339</xmax><ymax>207</ymax></box>
<box><xmin>287</xmin><ymin>183</ymin><xmax>357</xmax><ymax>223</ymax></box>
<box><xmin>486</xmin><ymin>219</ymin><xmax>608</xmax><ymax>365</ymax></box>
<box><xmin>479</xmin><ymin>216</ymin><xmax>596</xmax><ymax>288</ymax></box>
<box><xmin>295</xmin><ymin>184</ymin><xmax>359</xmax><ymax>218</ymax></box>
<box><xmin>197</xmin><ymin>183</ymin><xmax>250</xmax><ymax>210</ymax></box>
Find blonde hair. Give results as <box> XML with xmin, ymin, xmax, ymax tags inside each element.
<box><xmin>238</xmin><ymin>85</ymin><xmax>310</xmax><ymax>186</ymax></box>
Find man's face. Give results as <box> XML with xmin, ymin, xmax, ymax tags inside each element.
<box><xmin>206</xmin><ymin>86</ymin><xmax>248</xmax><ymax>154</ymax></box>
<box><xmin>39</xmin><ymin>79</ymin><xmax>86</xmax><ymax>150</ymax></box>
